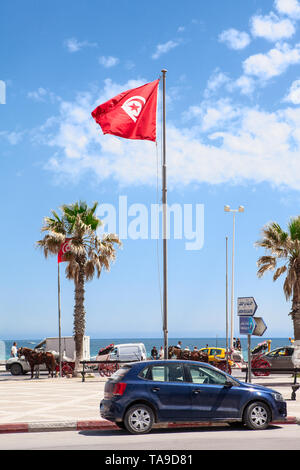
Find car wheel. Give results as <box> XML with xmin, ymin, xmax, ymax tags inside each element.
<box><xmin>10</xmin><ymin>363</ymin><xmax>23</xmax><ymax>376</ymax></box>
<box><xmin>124</xmin><ymin>404</ymin><xmax>154</xmax><ymax>434</ymax></box>
<box><xmin>243</xmin><ymin>401</ymin><xmax>271</xmax><ymax>430</ymax></box>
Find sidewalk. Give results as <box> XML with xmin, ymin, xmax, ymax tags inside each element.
<box><xmin>0</xmin><ymin>370</ymin><xmax>299</xmax><ymax>434</ymax></box>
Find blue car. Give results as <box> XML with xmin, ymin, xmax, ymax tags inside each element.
<box><xmin>100</xmin><ymin>360</ymin><xmax>287</xmax><ymax>434</ymax></box>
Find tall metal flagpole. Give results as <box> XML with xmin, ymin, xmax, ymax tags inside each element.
<box><xmin>58</xmin><ymin>263</ymin><xmax>62</xmax><ymax>377</ymax></box>
<box><xmin>161</xmin><ymin>69</ymin><xmax>168</xmax><ymax>360</ymax></box>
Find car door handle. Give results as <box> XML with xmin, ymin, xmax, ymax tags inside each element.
<box><xmin>152</xmin><ymin>387</ymin><xmax>160</xmax><ymax>392</ymax></box>
<box><xmin>192</xmin><ymin>389</ymin><xmax>201</xmax><ymax>395</ymax></box>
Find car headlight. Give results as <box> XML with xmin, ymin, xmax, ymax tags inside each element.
<box><xmin>272</xmin><ymin>392</ymin><xmax>284</xmax><ymax>402</ymax></box>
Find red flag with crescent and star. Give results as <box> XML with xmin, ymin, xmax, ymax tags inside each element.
<box><xmin>91</xmin><ymin>80</ymin><xmax>159</xmax><ymax>142</ymax></box>
<box><xmin>58</xmin><ymin>238</ymin><xmax>72</xmax><ymax>264</ymax></box>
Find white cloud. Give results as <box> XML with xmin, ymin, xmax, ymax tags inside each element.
<box><xmin>251</xmin><ymin>12</ymin><xmax>295</xmax><ymax>41</ymax></box>
<box><xmin>204</xmin><ymin>70</ymin><xmax>230</xmax><ymax>97</ymax></box>
<box><xmin>219</xmin><ymin>28</ymin><xmax>251</xmax><ymax>50</ymax></box>
<box><xmin>284</xmin><ymin>79</ymin><xmax>300</xmax><ymax>103</ymax></box>
<box><xmin>0</xmin><ymin>130</ymin><xmax>23</xmax><ymax>145</ymax></box>
<box><xmin>275</xmin><ymin>0</ymin><xmax>300</xmax><ymax>19</ymax></box>
<box><xmin>27</xmin><ymin>87</ymin><xmax>58</xmax><ymax>103</ymax></box>
<box><xmin>64</xmin><ymin>38</ymin><xmax>97</xmax><ymax>53</ymax></box>
<box><xmin>232</xmin><ymin>75</ymin><xmax>256</xmax><ymax>95</ymax></box>
<box><xmin>152</xmin><ymin>40</ymin><xmax>180</xmax><ymax>59</ymax></box>
<box><xmin>34</xmin><ymin>78</ymin><xmax>300</xmax><ymax>192</ymax></box>
<box><xmin>243</xmin><ymin>42</ymin><xmax>300</xmax><ymax>80</ymax></box>
<box><xmin>184</xmin><ymin>98</ymin><xmax>241</xmax><ymax>132</ymax></box>
<box><xmin>99</xmin><ymin>56</ymin><xmax>119</xmax><ymax>68</ymax></box>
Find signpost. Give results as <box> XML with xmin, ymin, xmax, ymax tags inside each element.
<box><xmin>237</xmin><ymin>297</ymin><xmax>257</xmax><ymax>316</ymax></box>
<box><xmin>237</xmin><ymin>297</ymin><xmax>267</xmax><ymax>383</ymax></box>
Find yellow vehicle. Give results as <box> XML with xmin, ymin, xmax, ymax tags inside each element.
<box><xmin>199</xmin><ymin>347</ymin><xmax>234</xmax><ymax>366</ymax></box>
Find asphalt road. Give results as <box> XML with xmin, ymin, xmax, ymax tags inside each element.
<box><xmin>1</xmin><ymin>424</ymin><xmax>300</xmax><ymax>451</ymax></box>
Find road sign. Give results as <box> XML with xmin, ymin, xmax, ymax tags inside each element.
<box><xmin>237</xmin><ymin>297</ymin><xmax>257</xmax><ymax>316</ymax></box>
<box><xmin>239</xmin><ymin>316</ymin><xmax>255</xmax><ymax>335</ymax></box>
<box><xmin>252</xmin><ymin>317</ymin><xmax>267</xmax><ymax>337</ymax></box>
<box><xmin>239</xmin><ymin>316</ymin><xmax>267</xmax><ymax>336</ymax></box>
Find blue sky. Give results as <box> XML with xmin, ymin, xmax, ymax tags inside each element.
<box><xmin>2</xmin><ymin>0</ymin><xmax>300</xmax><ymax>339</ymax></box>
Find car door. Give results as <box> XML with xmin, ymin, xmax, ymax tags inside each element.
<box><xmin>273</xmin><ymin>347</ymin><xmax>293</xmax><ymax>371</ymax></box>
<box><xmin>185</xmin><ymin>364</ymin><xmax>243</xmax><ymax>420</ymax></box>
<box><xmin>143</xmin><ymin>363</ymin><xmax>193</xmax><ymax>421</ymax></box>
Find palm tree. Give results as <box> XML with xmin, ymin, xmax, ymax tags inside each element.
<box><xmin>255</xmin><ymin>217</ymin><xmax>300</xmax><ymax>342</ymax></box>
<box><xmin>37</xmin><ymin>201</ymin><xmax>121</xmax><ymax>374</ymax></box>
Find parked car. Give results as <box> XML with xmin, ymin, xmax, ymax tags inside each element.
<box><xmin>96</xmin><ymin>343</ymin><xmax>147</xmax><ymax>363</ymax></box>
<box><xmin>256</xmin><ymin>346</ymin><xmax>294</xmax><ymax>373</ymax></box>
<box><xmin>100</xmin><ymin>360</ymin><xmax>287</xmax><ymax>434</ymax></box>
<box><xmin>199</xmin><ymin>346</ymin><xmax>233</xmax><ymax>362</ymax></box>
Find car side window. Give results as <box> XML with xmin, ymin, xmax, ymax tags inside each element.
<box><xmin>188</xmin><ymin>365</ymin><xmax>228</xmax><ymax>385</ymax></box>
<box><xmin>140</xmin><ymin>364</ymin><xmax>185</xmax><ymax>382</ymax></box>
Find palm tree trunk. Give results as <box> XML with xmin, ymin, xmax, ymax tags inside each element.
<box><xmin>73</xmin><ymin>258</ymin><xmax>86</xmax><ymax>376</ymax></box>
<box><xmin>291</xmin><ymin>272</ymin><xmax>300</xmax><ymax>340</ymax></box>
<box><xmin>291</xmin><ymin>277</ymin><xmax>300</xmax><ymax>368</ymax></box>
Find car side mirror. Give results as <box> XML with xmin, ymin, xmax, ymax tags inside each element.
<box><xmin>224</xmin><ymin>380</ymin><xmax>233</xmax><ymax>388</ymax></box>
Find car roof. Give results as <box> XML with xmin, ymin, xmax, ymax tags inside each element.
<box><xmin>127</xmin><ymin>360</ymin><xmax>221</xmax><ymax>367</ymax></box>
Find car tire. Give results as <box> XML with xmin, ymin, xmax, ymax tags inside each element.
<box><xmin>10</xmin><ymin>363</ymin><xmax>23</xmax><ymax>376</ymax></box>
<box><xmin>124</xmin><ymin>404</ymin><xmax>154</xmax><ymax>434</ymax></box>
<box><xmin>243</xmin><ymin>401</ymin><xmax>271</xmax><ymax>430</ymax></box>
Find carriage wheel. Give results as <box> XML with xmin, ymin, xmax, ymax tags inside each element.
<box><xmin>215</xmin><ymin>361</ymin><xmax>231</xmax><ymax>375</ymax></box>
<box><xmin>98</xmin><ymin>365</ymin><xmax>105</xmax><ymax>377</ymax></box>
<box><xmin>251</xmin><ymin>358</ymin><xmax>270</xmax><ymax>377</ymax></box>
<box><xmin>62</xmin><ymin>363</ymin><xmax>74</xmax><ymax>376</ymax></box>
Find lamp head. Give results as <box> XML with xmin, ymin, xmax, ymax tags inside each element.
<box><xmin>224</xmin><ymin>205</ymin><xmax>230</xmax><ymax>212</ymax></box>
<box><xmin>238</xmin><ymin>206</ymin><xmax>245</xmax><ymax>213</ymax></box>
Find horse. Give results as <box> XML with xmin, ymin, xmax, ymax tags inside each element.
<box><xmin>168</xmin><ymin>346</ymin><xmax>182</xmax><ymax>359</ymax></box>
<box><xmin>168</xmin><ymin>346</ymin><xmax>209</xmax><ymax>362</ymax></box>
<box><xmin>18</xmin><ymin>347</ymin><xmax>57</xmax><ymax>379</ymax></box>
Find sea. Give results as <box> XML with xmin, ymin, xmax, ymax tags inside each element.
<box><xmin>1</xmin><ymin>337</ymin><xmax>293</xmax><ymax>362</ymax></box>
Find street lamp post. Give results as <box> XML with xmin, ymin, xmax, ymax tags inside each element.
<box><xmin>224</xmin><ymin>205</ymin><xmax>244</xmax><ymax>351</ymax></box>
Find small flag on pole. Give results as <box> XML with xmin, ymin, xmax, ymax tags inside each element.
<box><xmin>91</xmin><ymin>79</ymin><xmax>159</xmax><ymax>142</ymax></box>
<box><xmin>57</xmin><ymin>239</ymin><xmax>72</xmax><ymax>264</ymax></box>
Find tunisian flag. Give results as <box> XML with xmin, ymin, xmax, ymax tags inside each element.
<box><xmin>91</xmin><ymin>80</ymin><xmax>159</xmax><ymax>142</ymax></box>
<box><xmin>57</xmin><ymin>239</ymin><xmax>72</xmax><ymax>264</ymax></box>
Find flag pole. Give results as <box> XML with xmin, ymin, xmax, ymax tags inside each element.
<box><xmin>58</xmin><ymin>263</ymin><xmax>62</xmax><ymax>377</ymax></box>
<box><xmin>161</xmin><ymin>69</ymin><xmax>168</xmax><ymax>360</ymax></box>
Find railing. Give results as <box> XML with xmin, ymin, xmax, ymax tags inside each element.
<box><xmin>80</xmin><ymin>360</ymin><xmax>137</xmax><ymax>382</ymax></box>
<box><xmin>241</xmin><ymin>367</ymin><xmax>300</xmax><ymax>400</ymax></box>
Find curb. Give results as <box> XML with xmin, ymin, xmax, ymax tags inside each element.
<box><xmin>0</xmin><ymin>417</ymin><xmax>298</xmax><ymax>434</ymax></box>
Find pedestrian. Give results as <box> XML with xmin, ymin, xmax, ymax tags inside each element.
<box><xmin>10</xmin><ymin>342</ymin><xmax>17</xmax><ymax>357</ymax></box>
<box><xmin>176</xmin><ymin>340</ymin><xmax>182</xmax><ymax>349</ymax></box>
<box><xmin>236</xmin><ymin>338</ymin><xmax>241</xmax><ymax>350</ymax></box>
<box><xmin>193</xmin><ymin>346</ymin><xmax>198</xmax><ymax>351</ymax></box>
<box><xmin>159</xmin><ymin>346</ymin><xmax>164</xmax><ymax>360</ymax></box>
<box><xmin>151</xmin><ymin>346</ymin><xmax>158</xmax><ymax>360</ymax></box>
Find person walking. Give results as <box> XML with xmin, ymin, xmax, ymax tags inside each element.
<box><xmin>159</xmin><ymin>346</ymin><xmax>164</xmax><ymax>360</ymax></box>
<box><xmin>10</xmin><ymin>342</ymin><xmax>17</xmax><ymax>357</ymax></box>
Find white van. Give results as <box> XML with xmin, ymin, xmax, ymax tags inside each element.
<box><xmin>97</xmin><ymin>343</ymin><xmax>147</xmax><ymax>363</ymax></box>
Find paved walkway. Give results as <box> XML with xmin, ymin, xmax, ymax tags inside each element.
<box><xmin>0</xmin><ymin>370</ymin><xmax>299</xmax><ymax>432</ymax></box>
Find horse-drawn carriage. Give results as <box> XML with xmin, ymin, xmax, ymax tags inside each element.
<box><xmin>250</xmin><ymin>341</ymin><xmax>271</xmax><ymax>376</ymax></box>
<box><xmin>168</xmin><ymin>346</ymin><xmax>232</xmax><ymax>374</ymax></box>
<box><xmin>96</xmin><ymin>344</ymin><xmax>119</xmax><ymax>377</ymax></box>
